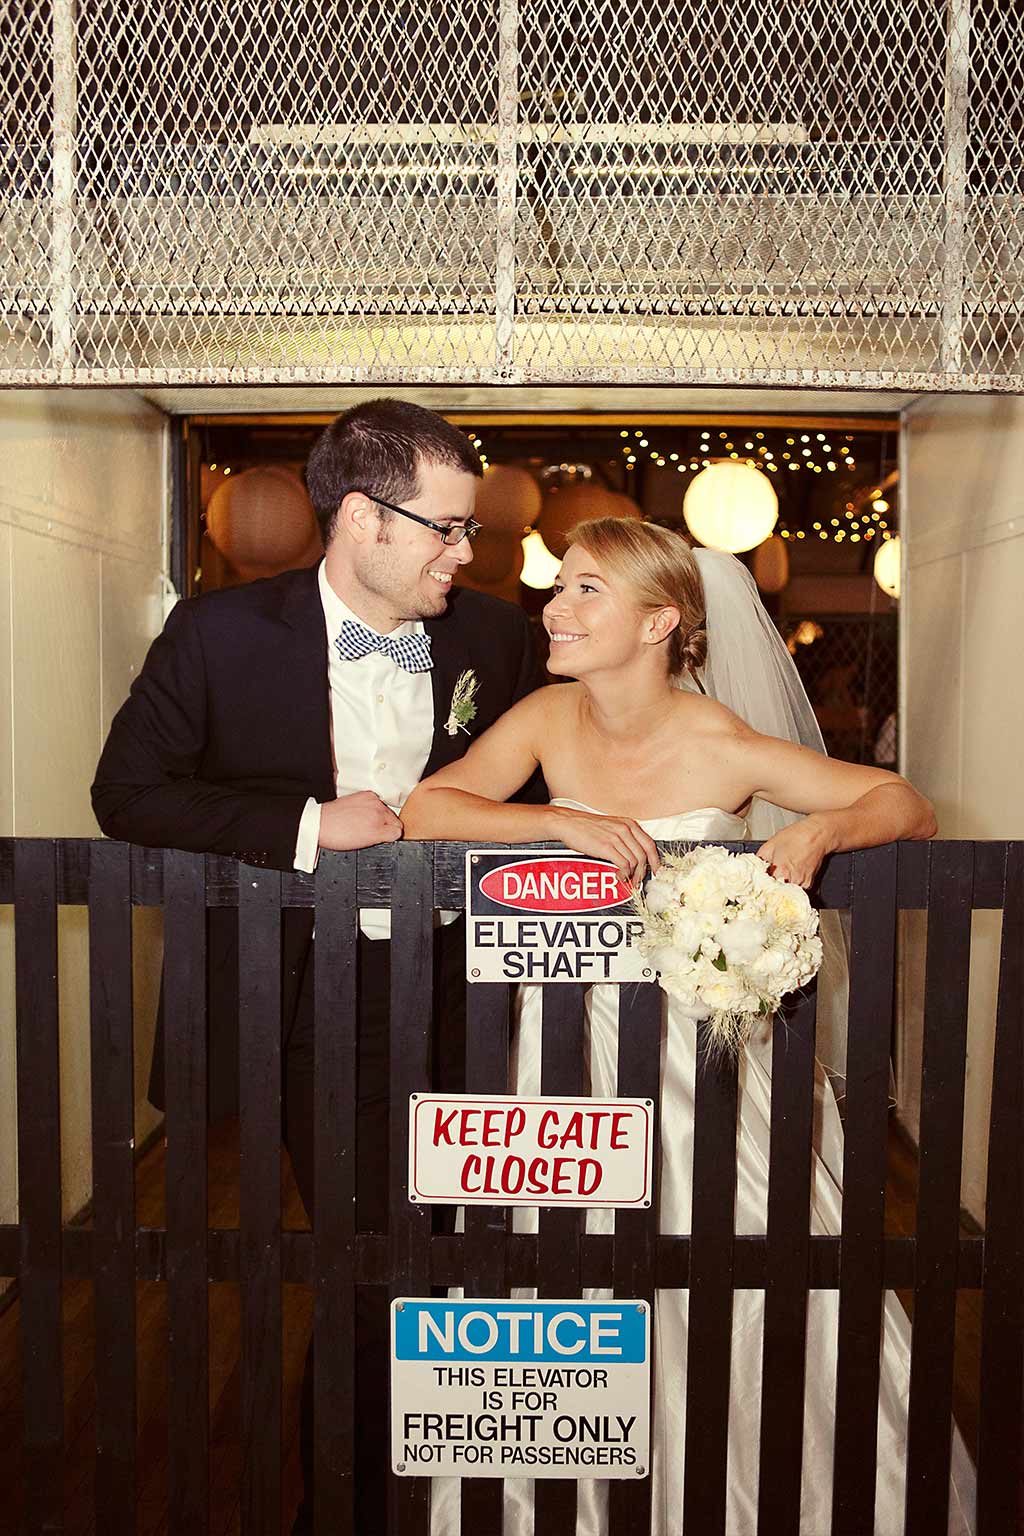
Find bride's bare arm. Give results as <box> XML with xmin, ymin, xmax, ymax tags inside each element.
<box><xmin>401</xmin><ymin>691</ymin><xmax>561</xmax><ymax>843</ymax></box>
<box><xmin>401</xmin><ymin>690</ymin><xmax>660</xmax><ymax>881</ymax></box>
<box><xmin>734</xmin><ymin>730</ymin><xmax>936</xmax><ymax>885</ymax></box>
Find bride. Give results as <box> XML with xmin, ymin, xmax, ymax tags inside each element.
<box><xmin>401</xmin><ymin>517</ymin><xmax>975</xmax><ymax>1535</ymax></box>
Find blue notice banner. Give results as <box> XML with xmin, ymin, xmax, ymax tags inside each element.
<box><xmin>393</xmin><ymin>1299</ymin><xmax>647</xmax><ymax>1364</ymax></box>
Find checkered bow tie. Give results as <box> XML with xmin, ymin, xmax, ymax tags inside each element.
<box><xmin>334</xmin><ymin>619</ymin><xmax>434</xmax><ymax>674</ymax></box>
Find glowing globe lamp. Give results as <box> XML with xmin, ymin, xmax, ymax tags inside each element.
<box><xmin>873</xmin><ymin>534</ymin><xmax>902</xmax><ymax>599</ymax></box>
<box><xmin>683</xmin><ymin>462</ymin><xmax>779</xmax><ymax>553</ymax></box>
<box><xmin>520</xmin><ymin>528</ymin><xmax>562</xmax><ymax>590</ymax></box>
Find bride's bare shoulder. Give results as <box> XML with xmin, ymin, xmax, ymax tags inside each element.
<box><xmin>507</xmin><ymin>679</ymin><xmax>582</xmax><ymax>734</ymax></box>
<box><xmin>675</xmin><ymin>690</ymin><xmax>752</xmax><ymax>740</ymax></box>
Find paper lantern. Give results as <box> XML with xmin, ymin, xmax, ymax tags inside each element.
<box><xmin>200</xmin><ymin>462</ymin><xmax>229</xmax><ymax>509</ymax></box>
<box><xmin>605</xmin><ymin>491</ymin><xmax>643</xmax><ymax>521</ymax></box>
<box><xmin>683</xmin><ymin>463</ymin><xmax>779</xmax><ymax>553</ymax></box>
<box><xmin>753</xmin><ymin>534</ymin><xmax>790</xmax><ymax>594</ymax></box>
<box><xmin>457</xmin><ymin>528</ymin><xmax>521</xmax><ymax>584</ymax></box>
<box><xmin>873</xmin><ymin>535</ymin><xmax>901</xmax><ymax>599</ymax></box>
<box><xmin>206</xmin><ymin>465</ymin><xmax>322</xmax><ymax>579</ymax></box>
<box><xmin>457</xmin><ymin>537</ymin><xmax>526</xmax><ymax>603</ymax></box>
<box><xmin>520</xmin><ymin>528</ymin><xmax>562</xmax><ymax>590</ymax></box>
<box><xmin>537</xmin><ymin>481</ymin><xmax>632</xmax><ymax>558</ymax></box>
<box><xmin>474</xmin><ymin>464</ymin><xmax>543</xmax><ymax>535</ymax></box>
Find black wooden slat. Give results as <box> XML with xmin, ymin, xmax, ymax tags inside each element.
<box><xmin>831</xmin><ymin>843</ymin><xmax>898</xmax><ymax>1536</ymax></box>
<box><xmin>88</xmin><ymin>839</ymin><xmax>138</xmax><ymax>1529</ymax></box>
<box><xmin>609</xmin><ymin>981</ymin><xmax>662</xmax><ymax>1534</ymax></box>
<box><xmin>238</xmin><ymin>867</ymin><xmax>282</xmax><ymax>1536</ymax></box>
<box><xmin>0</xmin><ymin>1220</ymin><xmax>985</xmax><ymax>1292</ymax></box>
<box><xmin>682</xmin><ymin>1024</ymin><xmax>739</xmax><ymax>1536</ymax></box>
<box><xmin>388</xmin><ymin>843</ymin><xmax>435</xmax><ymax>1536</ymax></box>
<box><xmin>460</xmin><ymin>982</ymin><xmax>511</xmax><ymax>1530</ymax></box>
<box><xmin>534</xmin><ymin>983</ymin><xmax>586</xmax><ymax>1536</ymax></box>
<box><xmin>164</xmin><ymin>848</ymin><xmax>210</xmax><ymax>1535</ymax></box>
<box><xmin>14</xmin><ymin>839</ymin><xmax>64</xmax><ymax>1536</ymax></box>
<box><xmin>905</xmin><ymin>841</ymin><xmax>974</xmax><ymax>1535</ymax></box>
<box><xmin>757</xmin><ymin>980</ymin><xmax>818</xmax><ymax>1535</ymax></box>
<box><xmin>977</xmin><ymin>841</ymin><xmax>1024</xmax><ymax>1534</ymax></box>
<box><xmin>313</xmin><ymin>853</ymin><xmax>359</xmax><ymax>1536</ymax></box>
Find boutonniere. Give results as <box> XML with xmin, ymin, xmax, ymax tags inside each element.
<box><xmin>445</xmin><ymin>669</ymin><xmax>479</xmax><ymax>736</ymax></box>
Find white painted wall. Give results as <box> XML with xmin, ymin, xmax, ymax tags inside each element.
<box><xmin>900</xmin><ymin>393</ymin><xmax>1024</xmax><ymax>1223</ymax></box>
<box><xmin>0</xmin><ymin>390</ymin><xmax>169</xmax><ymax>1277</ymax></box>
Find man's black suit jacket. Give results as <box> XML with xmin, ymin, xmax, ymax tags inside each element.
<box><xmin>92</xmin><ymin>565</ymin><xmax>547</xmax><ymax>1118</ymax></box>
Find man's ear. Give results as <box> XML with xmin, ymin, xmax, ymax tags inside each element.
<box><xmin>337</xmin><ymin>490</ymin><xmax>376</xmax><ymax>543</ymax></box>
<box><xmin>646</xmin><ymin>605</ymin><xmax>681</xmax><ymax>646</ymax></box>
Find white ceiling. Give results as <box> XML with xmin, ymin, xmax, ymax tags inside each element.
<box><xmin>139</xmin><ymin>384</ymin><xmax>915</xmax><ymax>418</ymax></box>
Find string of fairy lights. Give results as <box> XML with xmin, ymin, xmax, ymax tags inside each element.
<box><xmin>465</xmin><ymin>425</ymin><xmax>896</xmax><ymax>547</ymax></box>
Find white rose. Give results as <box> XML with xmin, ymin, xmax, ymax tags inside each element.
<box><xmin>702</xmin><ymin>974</ymin><xmax>747</xmax><ymax>1011</ymax></box>
<box><xmin>768</xmin><ymin>883</ymin><xmax>815</xmax><ymax>932</ymax></box>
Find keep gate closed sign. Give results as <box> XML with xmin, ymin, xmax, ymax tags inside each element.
<box><xmin>391</xmin><ymin>1299</ymin><xmax>651</xmax><ymax>1479</ymax></box>
<box><xmin>408</xmin><ymin>1093</ymin><xmax>653</xmax><ymax>1207</ymax></box>
<box><xmin>465</xmin><ymin>849</ymin><xmax>651</xmax><ymax>983</ymax></box>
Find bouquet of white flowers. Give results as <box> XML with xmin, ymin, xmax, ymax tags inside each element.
<box><xmin>633</xmin><ymin>844</ymin><xmax>824</xmax><ymax>1055</ymax></box>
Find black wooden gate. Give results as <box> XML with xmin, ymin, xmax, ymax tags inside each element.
<box><xmin>1</xmin><ymin>837</ymin><xmax>1021</xmax><ymax>1535</ymax></box>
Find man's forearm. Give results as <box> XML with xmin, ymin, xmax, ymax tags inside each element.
<box><xmin>92</xmin><ymin>774</ymin><xmax>309</xmax><ymax>869</ymax></box>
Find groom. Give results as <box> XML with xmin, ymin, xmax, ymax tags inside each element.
<box><xmin>91</xmin><ymin>398</ymin><xmax>546</xmax><ymax>1533</ymax></box>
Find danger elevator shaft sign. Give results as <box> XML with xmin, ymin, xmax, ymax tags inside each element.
<box><xmin>465</xmin><ymin>849</ymin><xmax>652</xmax><ymax>983</ymax></box>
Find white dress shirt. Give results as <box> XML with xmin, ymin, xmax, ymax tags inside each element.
<box><xmin>293</xmin><ymin>560</ymin><xmax>437</xmax><ymax>939</ymax></box>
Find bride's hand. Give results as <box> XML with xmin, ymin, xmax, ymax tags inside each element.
<box><xmin>756</xmin><ymin>814</ymin><xmax>833</xmax><ymax>888</ymax></box>
<box><xmin>548</xmin><ymin>807</ymin><xmax>661</xmax><ymax>885</ymax></box>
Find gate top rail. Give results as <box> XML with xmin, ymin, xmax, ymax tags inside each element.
<box><xmin>0</xmin><ymin>836</ymin><xmax>1018</xmax><ymax>911</ymax></box>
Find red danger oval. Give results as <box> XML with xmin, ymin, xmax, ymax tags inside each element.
<box><xmin>479</xmin><ymin>858</ymin><xmax>632</xmax><ymax>913</ymax></box>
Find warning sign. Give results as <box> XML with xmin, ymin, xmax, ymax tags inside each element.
<box><xmin>408</xmin><ymin>1094</ymin><xmax>653</xmax><ymax>1207</ymax></box>
<box><xmin>391</xmin><ymin>1298</ymin><xmax>650</xmax><ymax>1479</ymax></box>
<box><xmin>466</xmin><ymin>849</ymin><xmax>652</xmax><ymax>984</ymax></box>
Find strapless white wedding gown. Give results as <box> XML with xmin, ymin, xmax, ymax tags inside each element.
<box><xmin>431</xmin><ymin>804</ymin><xmax>976</xmax><ymax>1535</ymax></box>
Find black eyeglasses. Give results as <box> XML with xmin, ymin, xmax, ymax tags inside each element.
<box><xmin>363</xmin><ymin>493</ymin><xmax>482</xmax><ymax>546</ymax></box>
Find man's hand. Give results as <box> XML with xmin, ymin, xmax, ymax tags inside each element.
<box><xmin>319</xmin><ymin>792</ymin><xmax>403</xmax><ymax>850</ymax></box>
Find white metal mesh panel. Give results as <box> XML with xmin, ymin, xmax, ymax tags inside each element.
<box><xmin>1</xmin><ymin>0</ymin><xmax>1021</xmax><ymax>386</ymax></box>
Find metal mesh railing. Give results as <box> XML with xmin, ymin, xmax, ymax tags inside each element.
<box><xmin>1</xmin><ymin>0</ymin><xmax>1022</xmax><ymax>386</ymax></box>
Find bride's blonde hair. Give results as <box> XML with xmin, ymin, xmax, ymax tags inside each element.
<box><xmin>566</xmin><ymin>517</ymin><xmax>707</xmax><ymax>681</ymax></box>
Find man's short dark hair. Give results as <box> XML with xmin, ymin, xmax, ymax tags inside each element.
<box><xmin>305</xmin><ymin>398</ymin><xmax>483</xmax><ymax>543</ymax></box>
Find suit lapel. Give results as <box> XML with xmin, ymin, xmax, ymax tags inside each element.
<box><xmin>423</xmin><ymin>605</ymin><xmax>469</xmax><ymax>778</ymax></box>
<box><xmin>278</xmin><ymin>567</ymin><xmax>336</xmax><ymax>801</ymax></box>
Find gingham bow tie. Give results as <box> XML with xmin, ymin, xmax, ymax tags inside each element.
<box><xmin>334</xmin><ymin>619</ymin><xmax>433</xmax><ymax>673</ymax></box>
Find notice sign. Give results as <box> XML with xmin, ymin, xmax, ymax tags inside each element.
<box><xmin>392</xmin><ymin>1298</ymin><xmax>650</xmax><ymax>1479</ymax></box>
<box><xmin>466</xmin><ymin>849</ymin><xmax>651</xmax><ymax>984</ymax></box>
<box><xmin>408</xmin><ymin>1094</ymin><xmax>653</xmax><ymax>1207</ymax></box>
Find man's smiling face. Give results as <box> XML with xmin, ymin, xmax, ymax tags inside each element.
<box><xmin>347</xmin><ymin>459</ymin><xmax>477</xmax><ymax>630</ymax></box>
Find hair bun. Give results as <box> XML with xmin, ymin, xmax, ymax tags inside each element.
<box><xmin>680</xmin><ymin>623</ymin><xmax>708</xmax><ymax>677</ymax></box>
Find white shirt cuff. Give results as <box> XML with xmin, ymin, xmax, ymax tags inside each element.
<box><xmin>293</xmin><ymin>797</ymin><xmax>322</xmax><ymax>872</ymax></box>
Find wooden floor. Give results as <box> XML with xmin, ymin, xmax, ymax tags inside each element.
<box><xmin>0</xmin><ymin>1121</ymin><xmax>984</xmax><ymax>1536</ymax></box>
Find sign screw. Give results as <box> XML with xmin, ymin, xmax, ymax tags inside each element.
<box><xmin>397</xmin><ymin>1462</ymin><xmax>406</xmax><ymax>1473</ymax></box>
<box><xmin>636</xmin><ymin>1304</ymin><xmax>644</xmax><ymax>1313</ymax></box>
<box><xmin>642</xmin><ymin>968</ymin><xmax>652</xmax><ymax>978</ymax></box>
<box><xmin>396</xmin><ymin>1301</ymin><xmax>405</xmax><ymax>1312</ymax></box>
<box><xmin>471</xmin><ymin>967</ymin><xmax>481</xmax><ymax>978</ymax></box>
<box><xmin>471</xmin><ymin>855</ymin><xmax>480</xmax><ymax>864</ymax></box>
<box><xmin>636</xmin><ymin>1466</ymin><xmax>645</xmax><ymax>1476</ymax></box>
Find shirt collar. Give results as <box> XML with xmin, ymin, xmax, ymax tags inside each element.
<box><xmin>317</xmin><ymin>558</ymin><xmax>423</xmax><ymax>640</ymax></box>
